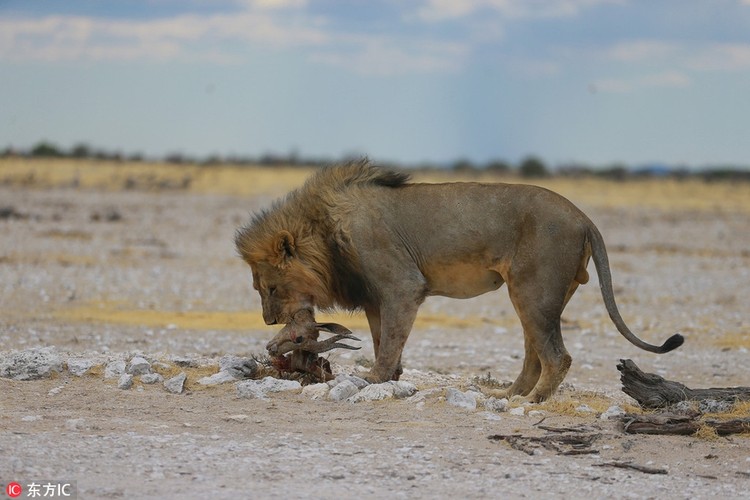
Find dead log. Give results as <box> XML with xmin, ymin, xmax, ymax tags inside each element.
<box><xmin>622</xmin><ymin>413</ymin><xmax>750</xmax><ymax>436</ymax></box>
<box><xmin>617</xmin><ymin>359</ymin><xmax>750</xmax><ymax>409</ymax></box>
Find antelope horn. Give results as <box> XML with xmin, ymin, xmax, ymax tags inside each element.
<box><xmin>293</xmin><ymin>329</ymin><xmax>361</xmax><ymax>354</ymax></box>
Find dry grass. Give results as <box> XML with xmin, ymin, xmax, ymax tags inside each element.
<box><xmin>3</xmin><ymin>158</ymin><xmax>750</xmax><ymax>213</ymax></box>
<box><xmin>53</xmin><ymin>300</ymin><xmax>510</xmax><ymax>332</ymax></box>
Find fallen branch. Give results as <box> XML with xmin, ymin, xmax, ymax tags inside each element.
<box><xmin>623</xmin><ymin>413</ymin><xmax>750</xmax><ymax>436</ymax></box>
<box><xmin>488</xmin><ymin>432</ymin><xmax>600</xmax><ymax>456</ymax></box>
<box><xmin>593</xmin><ymin>461</ymin><xmax>668</xmax><ymax>475</ymax></box>
<box><xmin>617</xmin><ymin>359</ymin><xmax>750</xmax><ymax>409</ymax></box>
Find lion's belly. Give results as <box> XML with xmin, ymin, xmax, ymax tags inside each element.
<box><xmin>423</xmin><ymin>263</ymin><xmax>504</xmax><ymax>299</ymax></box>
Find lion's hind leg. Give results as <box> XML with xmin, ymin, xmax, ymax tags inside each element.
<box><xmin>488</xmin><ymin>334</ymin><xmax>541</xmax><ymax>400</ymax></box>
<box><xmin>503</xmin><ymin>274</ymin><xmax>577</xmax><ymax>403</ymax></box>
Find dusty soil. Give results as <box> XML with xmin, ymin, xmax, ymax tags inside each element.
<box><xmin>1</xmin><ymin>163</ymin><xmax>750</xmax><ymax>499</ymax></box>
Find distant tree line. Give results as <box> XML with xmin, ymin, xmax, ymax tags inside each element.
<box><xmin>3</xmin><ymin>140</ymin><xmax>749</xmax><ymax>182</ymax></box>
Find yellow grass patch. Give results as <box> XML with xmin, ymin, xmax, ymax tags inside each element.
<box><xmin>713</xmin><ymin>330</ymin><xmax>750</xmax><ymax>350</ymax></box>
<box><xmin>52</xmin><ymin>300</ymin><xmax>503</xmax><ymax>332</ymax></box>
<box><xmin>539</xmin><ymin>391</ymin><xmax>641</xmax><ymax>416</ymax></box>
<box><xmin>4</xmin><ymin>158</ymin><xmax>750</xmax><ymax>213</ymax></box>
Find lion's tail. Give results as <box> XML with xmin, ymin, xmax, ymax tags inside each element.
<box><xmin>587</xmin><ymin>224</ymin><xmax>684</xmax><ymax>354</ymax></box>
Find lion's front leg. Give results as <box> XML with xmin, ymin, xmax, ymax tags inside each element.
<box><xmin>362</xmin><ymin>302</ymin><xmax>417</xmax><ymax>383</ymax></box>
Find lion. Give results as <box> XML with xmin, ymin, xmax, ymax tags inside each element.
<box><xmin>235</xmin><ymin>160</ymin><xmax>683</xmax><ymax>402</ymax></box>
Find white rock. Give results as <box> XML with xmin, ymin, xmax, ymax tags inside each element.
<box><xmin>48</xmin><ymin>385</ymin><xmax>65</xmax><ymax>396</ymax></box>
<box><xmin>140</xmin><ymin>373</ymin><xmax>163</xmax><ymax>384</ymax></box>
<box><xmin>445</xmin><ymin>388</ymin><xmax>477</xmax><ymax>410</ymax></box>
<box><xmin>67</xmin><ymin>358</ymin><xmax>96</xmax><ymax>377</ymax></box>
<box><xmin>333</xmin><ymin>374</ymin><xmax>369</xmax><ymax>389</ymax></box>
<box><xmin>301</xmin><ymin>383</ymin><xmax>330</xmax><ymax>400</ymax></box>
<box><xmin>258</xmin><ymin>376</ymin><xmax>302</xmax><ymax>393</ymax></box>
<box><xmin>509</xmin><ymin>407</ymin><xmax>526</xmax><ymax>416</ymax></box>
<box><xmin>481</xmin><ymin>412</ymin><xmax>502</xmax><ymax>421</ymax></box>
<box><xmin>219</xmin><ymin>355</ymin><xmax>257</xmax><ymax>378</ymax></box>
<box><xmin>0</xmin><ymin>347</ymin><xmax>63</xmax><ymax>380</ymax></box>
<box><xmin>118</xmin><ymin>373</ymin><xmax>133</xmax><ymax>390</ymax></box>
<box><xmin>235</xmin><ymin>381</ymin><xmax>267</xmax><ymax>400</ymax></box>
<box><xmin>197</xmin><ymin>370</ymin><xmax>237</xmax><ymax>386</ymax></box>
<box><xmin>164</xmin><ymin>372</ymin><xmax>187</xmax><ymax>394</ymax></box>
<box><xmin>127</xmin><ymin>356</ymin><xmax>151</xmax><ymax>375</ymax></box>
<box><xmin>576</xmin><ymin>404</ymin><xmax>596</xmax><ymax>414</ymax></box>
<box><xmin>600</xmin><ymin>405</ymin><xmax>626</xmax><ymax>420</ymax></box>
<box><xmin>392</xmin><ymin>381</ymin><xmax>417</xmax><ymax>399</ymax></box>
<box><xmin>484</xmin><ymin>397</ymin><xmax>509</xmax><ymax>413</ymax></box>
<box><xmin>348</xmin><ymin>383</ymin><xmax>395</xmax><ymax>403</ymax></box>
<box><xmin>21</xmin><ymin>415</ymin><xmax>43</xmax><ymax>422</ymax></box>
<box><xmin>328</xmin><ymin>380</ymin><xmax>360</xmax><ymax>402</ymax></box>
<box><xmin>236</xmin><ymin>377</ymin><xmax>302</xmax><ymax>399</ymax></box>
<box><xmin>104</xmin><ymin>359</ymin><xmax>126</xmax><ymax>379</ymax></box>
<box><xmin>528</xmin><ymin>410</ymin><xmax>545</xmax><ymax>418</ymax></box>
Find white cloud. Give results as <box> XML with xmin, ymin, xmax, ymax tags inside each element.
<box><xmin>605</xmin><ymin>40</ymin><xmax>679</xmax><ymax>62</ymax></box>
<box><xmin>685</xmin><ymin>43</ymin><xmax>750</xmax><ymax>72</ymax></box>
<box><xmin>415</xmin><ymin>0</ymin><xmax>623</xmax><ymax>22</ymax></box>
<box><xmin>0</xmin><ymin>10</ymin><xmax>328</xmax><ymax>63</ymax></box>
<box><xmin>591</xmin><ymin>71</ymin><xmax>691</xmax><ymax>93</ymax></box>
<box><xmin>311</xmin><ymin>36</ymin><xmax>469</xmax><ymax>76</ymax></box>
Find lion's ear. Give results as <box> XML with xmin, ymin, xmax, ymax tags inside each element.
<box><xmin>271</xmin><ymin>230</ymin><xmax>296</xmax><ymax>267</ymax></box>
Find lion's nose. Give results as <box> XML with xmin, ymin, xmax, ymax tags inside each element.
<box><xmin>263</xmin><ymin>311</ymin><xmax>278</xmax><ymax>325</ymax></box>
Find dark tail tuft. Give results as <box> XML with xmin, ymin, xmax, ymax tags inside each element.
<box><xmin>660</xmin><ymin>333</ymin><xmax>684</xmax><ymax>353</ymax></box>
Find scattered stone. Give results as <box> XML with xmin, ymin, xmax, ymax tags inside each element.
<box><xmin>236</xmin><ymin>377</ymin><xmax>302</xmax><ymax>399</ymax></box>
<box><xmin>392</xmin><ymin>381</ymin><xmax>418</xmax><ymax>399</ymax></box>
<box><xmin>48</xmin><ymin>385</ymin><xmax>65</xmax><ymax>396</ymax></box>
<box><xmin>484</xmin><ymin>397</ymin><xmax>509</xmax><ymax>413</ymax></box>
<box><xmin>301</xmin><ymin>383</ymin><xmax>330</xmax><ymax>400</ymax></box>
<box><xmin>699</xmin><ymin>399</ymin><xmax>735</xmax><ymax>414</ymax></box>
<box><xmin>0</xmin><ymin>347</ymin><xmax>64</xmax><ymax>380</ymax></box>
<box><xmin>328</xmin><ymin>380</ymin><xmax>360</xmax><ymax>402</ymax></box>
<box><xmin>219</xmin><ymin>355</ymin><xmax>258</xmax><ymax>378</ymax></box>
<box><xmin>331</xmin><ymin>374</ymin><xmax>369</xmax><ymax>389</ymax></box>
<box><xmin>224</xmin><ymin>414</ymin><xmax>250</xmax><ymax>422</ymax></box>
<box><xmin>528</xmin><ymin>410</ymin><xmax>545</xmax><ymax>418</ymax></box>
<box><xmin>197</xmin><ymin>370</ymin><xmax>237</xmax><ymax>386</ymax></box>
<box><xmin>576</xmin><ymin>404</ymin><xmax>596</xmax><ymax>414</ymax></box>
<box><xmin>481</xmin><ymin>412</ymin><xmax>503</xmax><ymax>421</ymax></box>
<box><xmin>140</xmin><ymin>373</ymin><xmax>163</xmax><ymax>385</ymax></box>
<box><xmin>65</xmin><ymin>418</ymin><xmax>86</xmax><ymax>431</ymax></box>
<box><xmin>21</xmin><ymin>415</ymin><xmax>43</xmax><ymax>422</ymax></box>
<box><xmin>127</xmin><ymin>356</ymin><xmax>151</xmax><ymax>375</ymax></box>
<box><xmin>348</xmin><ymin>383</ymin><xmax>396</xmax><ymax>403</ymax></box>
<box><xmin>169</xmin><ymin>356</ymin><xmax>202</xmax><ymax>368</ymax></box>
<box><xmin>509</xmin><ymin>406</ymin><xmax>526</xmax><ymax>416</ymax></box>
<box><xmin>104</xmin><ymin>359</ymin><xmax>126</xmax><ymax>379</ymax></box>
<box><xmin>164</xmin><ymin>372</ymin><xmax>187</xmax><ymax>394</ymax></box>
<box><xmin>600</xmin><ymin>405</ymin><xmax>626</xmax><ymax>420</ymax></box>
<box><xmin>67</xmin><ymin>358</ymin><xmax>96</xmax><ymax>377</ymax></box>
<box><xmin>445</xmin><ymin>388</ymin><xmax>477</xmax><ymax>410</ymax></box>
<box><xmin>118</xmin><ymin>373</ymin><xmax>134</xmax><ymax>390</ymax></box>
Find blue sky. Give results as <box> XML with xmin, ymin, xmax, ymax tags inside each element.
<box><xmin>1</xmin><ymin>0</ymin><xmax>749</xmax><ymax>168</ymax></box>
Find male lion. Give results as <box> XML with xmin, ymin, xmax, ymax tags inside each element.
<box><xmin>235</xmin><ymin>160</ymin><xmax>683</xmax><ymax>402</ymax></box>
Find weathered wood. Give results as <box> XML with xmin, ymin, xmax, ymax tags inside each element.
<box><xmin>622</xmin><ymin>413</ymin><xmax>750</xmax><ymax>436</ymax></box>
<box><xmin>594</xmin><ymin>461</ymin><xmax>668</xmax><ymax>475</ymax></box>
<box><xmin>617</xmin><ymin>359</ymin><xmax>750</xmax><ymax>409</ymax></box>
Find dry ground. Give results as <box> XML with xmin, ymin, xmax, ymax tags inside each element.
<box><xmin>1</xmin><ymin>160</ymin><xmax>749</xmax><ymax>499</ymax></box>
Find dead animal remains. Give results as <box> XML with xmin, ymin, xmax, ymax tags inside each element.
<box><xmin>265</xmin><ymin>309</ymin><xmax>360</xmax><ymax>383</ymax></box>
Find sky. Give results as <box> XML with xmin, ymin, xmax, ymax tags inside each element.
<box><xmin>1</xmin><ymin>0</ymin><xmax>749</xmax><ymax>168</ymax></box>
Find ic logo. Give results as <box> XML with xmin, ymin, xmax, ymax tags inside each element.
<box><xmin>5</xmin><ymin>482</ymin><xmax>22</xmax><ymax>498</ymax></box>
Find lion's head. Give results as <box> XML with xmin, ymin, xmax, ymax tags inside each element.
<box><xmin>236</xmin><ymin>161</ymin><xmax>410</xmax><ymax>322</ymax></box>
<box><xmin>236</xmin><ymin>225</ymin><xmax>332</xmax><ymax>324</ymax></box>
